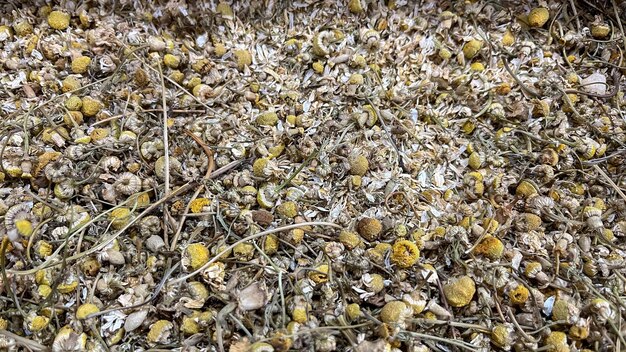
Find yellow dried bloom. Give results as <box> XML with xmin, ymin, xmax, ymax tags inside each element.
<box><xmin>468</xmin><ymin>151</ymin><xmax>482</xmax><ymax>170</ymax></box>
<box><xmin>552</xmin><ymin>299</ymin><xmax>570</xmax><ymax>321</ymax></box>
<box><xmin>349</xmin><ymin>155</ymin><xmax>369</xmax><ymax>176</ymax></box>
<box><xmin>528</xmin><ymin>7</ymin><xmax>550</xmax><ymax>28</ymax></box>
<box><xmin>186</xmin><ymin>243</ymin><xmax>210</xmax><ymax>270</ymax></box>
<box><xmin>30</xmin><ymin>316</ymin><xmax>50</xmax><ymax>332</ymax></box>
<box><xmin>309</xmin><ymin>264</ymin><xmax>329</xmax><ymax>284</ymax></box>
<box><xmin>292</xmin><ymin>306</ymin><xmax>308</xmax><ymax>323</ymax></box>
<box><xmin>109</xmin><ymin>207</ymin><xmax>131</xmax><ymax>229</ymax></box>
<box><xmin>390</xmin><ymin>240</ymin><xmax>420</xmax><ymax>268</ymax></box>
<box><xmin>277</xmin><ymin>201</ymin><xmax>298</xmax><ymax>218</ymax></box>
<box><xmin>264</xmin><ymin>234</ymin><xmax>279</xmax><ymax>255</ymax></box>
<box><xmin>190</xmin><ymin>198</ymin><xmax>211</xmax><ymax>213</ymax></box>
<box><xmin>256</xmin><ymin>112</ymin><xmax>279</xmax><ymax>126</ymax></box>
<box><xmin>38</xmin><ymin>284</ymin><xmax>52</xmax><ymax>298</ymax></box>
<box><xmin>312</xmin><ymin>61</ymin><xmax>324</xmax><ymax>73</ymax></box>
<box><xmin>491</xmin><ymin>324</ymin><xmax>514</xmax><ymax>349</ymax></box>
<box><xmin>216</xmin><ymin>2</ymin><xmax>234</xmax><ymax>17</ymax></box>
<box><xmin>367</xmin><ymin>273</ymin><xmax>385</xmax><ymax>293</ymax></box>
<box><xmin>591</xmin><ymin>23</ymin><xmax>610</xmax><ymax>39</ymax></box>
<box><xmin>15</xmin><ymin>219</ymin><xmax>33</xmax><ymax>236</ymax></box>
<box><xmin>443</xmin><ymin>276</ymin><xmax>476</xmax><ymax>307</ymax></box>
<box><xmin>71</xmin><ymin>56</ymin><xmax>91</xmax><ymax>74</ymax></box>
<box><xmin>339</xmin><ymin>230</ymin><xmax>362</xmax><ymax>250</ymax></box>
<box><xmin>380</xmin><ymin>301</ymin><xmax>409</xmax><ymax>324</ymax></box>
<box><xmin>508</xmin><ymin>284</ymin><xmax>530</xmax><ymax>305</ymax></box>
<box><xmin>62</xmin><ymin>76</ymin><xmax>81</xmax><ymax>92</ymax></box>
<box><xmin>234</xmin><ymin>49</ymin><xmax>252</xmax><ymax>69</ymax></box>
<box><xmin>76</xmin><ymin>303</ymin><xmax>100</xmax><ymax>319</ymax></box>
<box><xmin>470</xmin><ymin>62</ymin><xmax>484</xmax><ymax>72</ymax></box>
<box><xmin>348</xmin><ymin>0</ymin><xmax>365</xmax><ymax>13</ymax></box>
<box><xmin>35</xmin><ymin>270</ymin><xmax>52</xmax><ymax>285</ymax></box>
<box><xmin>13</xmin><ymin>20</ymin><xmax>33</xmax><ymax>36</ymax></box>
<box><xmin>439</xmin><ymin>48</ymin><xmax>452</xmax><ymax>60</ymax></box>
<box><xmin>57</xmin><ymin>278</ymin><xmax>79</xmax><ymax>294</ymax></box>
<box><xmin>89</xmin><ymin>127</ymin><xmax>109</xmax><ymax>142</ymax></box>
<box><xmin>516</xmin><ymin>180</ymin><xmax>538</xmax><ymax>198</ymax></box>
<box><xmin>569</xmin><ymin>320</ymin><xmax>589</xmax><ymax>340</ymax></box>
<box><xmin>348</xmin><ymin>73</ymin><xmax>364</xmax><ymax>85</ymax></box>
<box><xmin>253</xmin><ymin>157</ymin><xmax>269</xmax><ymax>177</ymax></box>
<box><xmin>214</xmin><ymin>42</ymin><xmax>227</xmax><ymax>57</ymax></box>
<box><xmin>180</xmin><ymin>315</ymin><xmax>200</xmax><ymax>335</ymax></box>
<box><xmin>163</xmin><ymin>54</ymin><xmax>181</xmax><ymax>68</ymax></box>
<box><xmin>544</xmin><ymin>331</ymin><xmax>567</xmax><ymax>351</ymax></box>
<box><xmin>0</xmin><ymin>318</ymin><xmax>7</xmax><ymax>330</ymax></box>
<box><xmin>65</xmin><ymin>95</ymin><xmax>83</xmax><ymax>111</ymax></box>
<box><xmin>502</xmin><ymin>29</ymin><xmax>515</xmax><ymax>46</ymax></box>
<box><xmin>345</xmin><ymin>303</ymin><xmax>361</xmax><ymax>321</ymax></box>
<box><xmin>233</xmin><ymin>242</ymin><xmax>254</xmax><ymax>261</ymax></box>
<box><xmin>147</xmin><ymin>320</ymin><xmax>174</xmax><ymax>344</ymax></box>
<box><xmin>356</xmin><ymin>217</ymin><xmax>382</xmax><ymax>241</ymax></box>
<box><xmin>462</xmin><ymin>39</ymin><xmax>482</xmax><ymax>59</ymax></box>
<box><xmin>37</xmin><ymin>240</ymin><xmax>53</xmax><ymax>257</ymax></box>
<box><xmin>81</xmin><ymin>97</ymin><xmax>102</xmax><ymax>117</ymax></box>
<box><xmin>473</xmin><ymin>235</ymin><xmax>504</xmax><ymax>260</ymax></box>
<box><xmin>48</xmin><ymin>10</ymin><xmax>70</xmax><ymax>30</ymax></box>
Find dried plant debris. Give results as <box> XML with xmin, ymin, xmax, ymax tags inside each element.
<box><xmin>1</xmin><ymin>0</ymin><xmax>626</xmax><ymax>351</ymax></box>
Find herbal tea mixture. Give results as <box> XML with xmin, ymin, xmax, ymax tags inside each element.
<box><xmin>1</xmin><ymin>1</ymin><xmax>626</xmax><ymax>351</ymax></box>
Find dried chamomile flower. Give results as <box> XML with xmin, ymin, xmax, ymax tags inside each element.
<box><xmin>591</xmin><ymin>22</ymin><xmax>610</xmax><ymax>39</ymax></box>
<box><xmin>190</xmin><ymin>198</ymin><xmax>211</xmax><ymax>213</ymax></box>
<box><xmin>76</xmin><ymin>303</ymin><xmax>100</xmax><ymax>319</ymax></box>
<box><xmin>276</xmin><ymin>201</ymin><xmax>298</xmax><ymax>218</ymax></box>
<box><xmin>234</xmin><ymin>49</ymin><xmax>252</xmax><ymax>69</ymax></box>
<box><xmin>53</xmin><ymin>325</ymin><xmax>88</xmax><ymax>351</ymax></box>
<box><xmin>349</xmin><ymin>154</ymin><xmax>369</xmax><ymax>176</ymax></box>
<box><xmin>462</xmin><ymin>39</ymin><xmax>482</xmax><ymax>59</ymax></box>
<box><xmin>5</xmin><ymin>202</ymin><xmax>37</xmax><ymax>239</ymax></box>
<box><xmin>356</xmin><ymin>217</ymin><xmax>382</xmax><ymax>241</ymax></box>
<box><xmin>71</xmin><ymin>56</ymin><xmax>92</xmax><ymax>74</ymax></box>
<box><xmin>473</xmin><ymin>235</ymin><xmax>504</xmax><ymax>260</ymax></box>
<box><xmin>544</xmin><ymin>331</ymin><xmax>567</xmax><ymax>351</ymax></box>
<box><xmin>115</xmin><ymin>172</ymin><xmax>141</xmax><ymax>195</ymax></box>
<box><xmin>508</xmin><ymin>284</ymin><xmax>530</xmax><ymax>305</ymax></box>
<box><xmin>81</xmin><ymin>97</ymin><xmax>102</xmax><ymax>117</ymax></box>
<box><xmin>516</xmin><ymin>179</ymin><xmax>538</xmax><ymax>198</ymax></box>
<box><xmin>502</xmin><ymin>29</ymin><xmax>515</xmax><ymax>46</ymax></box>
<box><xmin>346</xmin><ymin>303</ymin><xmax>362</xmax><ymax>321</ymax></box>
<box><xmin>528</xmin><ymin>7</ymin><xmax>550</xmax><ymax>28</ymax></box>
<box><xmin>233</xmin><ymin>242</ymin><xmax>254</xmax><ymax>261</ymax></box>
<box><xmin>380</xmin><ymin>301</ymin><xmax>411</xmax><ymax>326</ymax></box>
<box><xmin>185</xmin><ymin>243</ymin><xmax>210</xmax><ymax>270</ymax></box>
<box><xmin>443</xmin><ymin>276</ymin><xmax>476</xmax><ymax>307</ymax></box>
<box><xmin>348</xmin><ymin>0</ymin><xmax>366</xmax><ymax>13</ymax></box>
<box><xmin>109</xmin><ymin>208</ymin><xmax>132</xmax><ymax>229</ymax></box>
<box><xmin>338</xmin><ymin>230</ymin><xmax>362</xmax><ymax>250</ymax></box>
<box><xmin>256</xmin><ymin>112</ymin><xmax>279</xmax><ymax>126</ymax></box>
<box><xmin>569</xmin><ymin>318</ymin><xmax>590</xmax><ymax>340</ymax></box>
<box><xmin>28</xmin><ymin>315</ymin><xmax>50</xmax><ymax>332</ymax></box>
<box><xmin>364</xmin><ymin>273</ymin><xmax>385</xmax><ymax>293</ymax></box>
<box><xmin>48</xmin><ymin>10</ymin><xmax>70</xmax><ymax>30</ymax></box>
<box><xmin>163</xmin><ymin>54</ymin><xmax>181</xmax><ymax>68</ymax></box>
<box><xmin>147</xmin><ymin>320</ymin><xmax>175</xmax><ymax>345</ymax></box>
<box><xmin>65</xmin><ymin>95</ymin><xmax>83</xmax><ymax>111</ymax></box>
<box><xmin>390</xmin><ymin>239</ymin><xmax>420</xmax><ymax>268</ymax></box>
<box><xmin>62</xmin><ymin>76</ymin><xmax>81</xmax><ymax>92</ymax></box>
<box><xmin>309</xmin><ymin>264</ymin><xmax>330</xmax><ymax>284</ymax></box>
<box><xmin>491</xmin><ymin>323</ymin><xmax>515</xmax><ymax>350</ymax></box>
<box><xmin>13</xmin><ymin>20</ymin><xmax>33</xmax><ymax>36</ymax></box>
<box><xmin>264</xmin><ymin>234</ymin><xmax>279</xmax><ymax>254</ymax></box>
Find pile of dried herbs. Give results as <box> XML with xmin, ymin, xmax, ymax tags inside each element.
<box><xmin>1</xmin><ymin>0</ymin><xmax>626</xmax><ymax>351</ymax></box>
